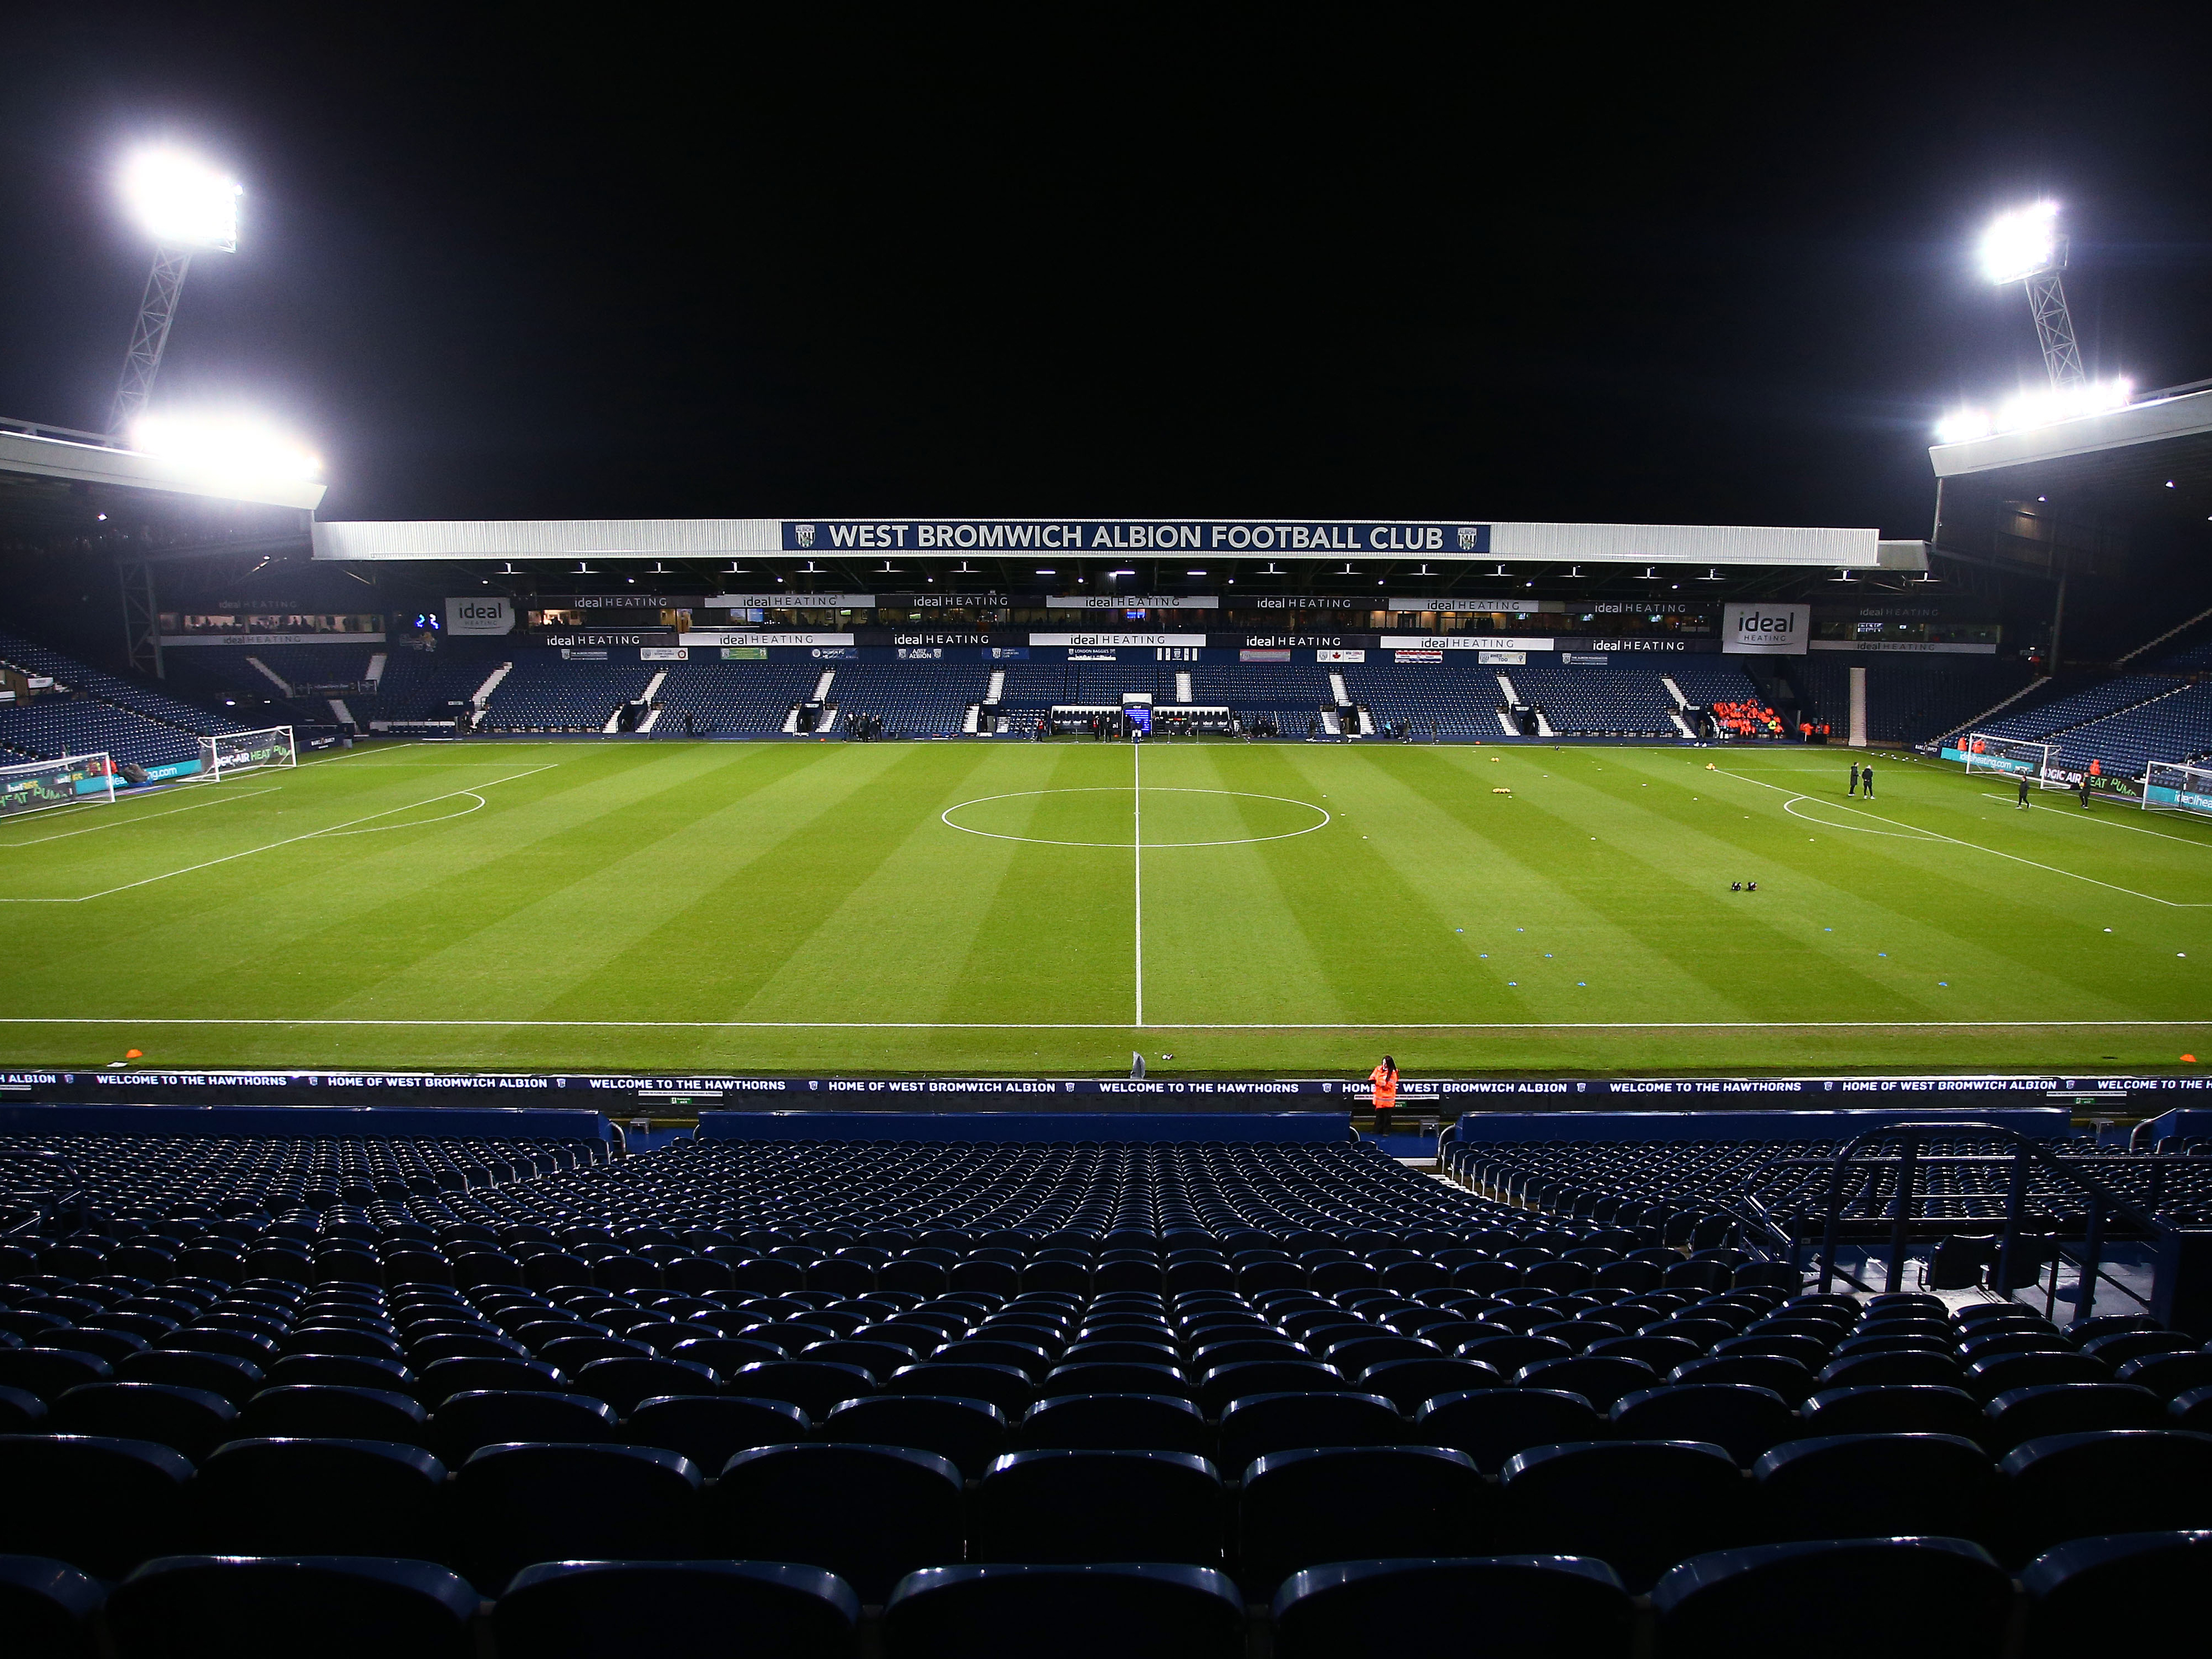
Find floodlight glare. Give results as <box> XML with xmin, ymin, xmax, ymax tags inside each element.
<box><xmin>121</xmin><ymin>150</ymin><xmax>242</xmax><ymax>251</ymax></box>
<box><xmin>1933</xmin><ymin>375</ymin><xmax>2130</xmax><ymax>445</ymax></box>
<box><xmin>131</xmin><ymin>411</ymin><xmax>321</xmax><ymax>483</ymax></box>
<box><xmin>1979</xmin><ymin>201</ymin><xmax>2060</xmax><ymax>285</ymax></box>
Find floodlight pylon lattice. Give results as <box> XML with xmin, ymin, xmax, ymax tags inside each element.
<box><xmin>109</xmin><ymin>245</ymin><xmax>194</xmax><ymax>436</ymax></box>
<box><xmin>2025</xmin><ymin>268</ymin><xmax>2086</xmax><ymax>391</ymax></box>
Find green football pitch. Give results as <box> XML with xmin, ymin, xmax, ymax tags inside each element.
<box><xmin>1</xmin><ymin>736</ymin><xmax>2206</xmax><ymax>1078</ymax></box>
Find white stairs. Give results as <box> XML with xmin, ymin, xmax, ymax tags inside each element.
<box><xmin>1176</xmin><ymin>670</ymin><xmax>1193</xmax><ymax>703</ymax></box>
<box><xmin>988</xmin><ymin>669</ymin><xmax>1008</xmax><ymax>702</ymax></box>
<box><xmin>635</xmin><ymin>670</ymin><xmax>669</xmax><ymax>734</ymax></box>
<box><xmin>1661</xmin><ymin>675</ymin><xmax>1690</xmax><ymax>709</ymax></box>
<box><xmin>1533</xmin><ymin>708</ymin><xmax>1557</xmax><ymax>737</ymax></box>
<box><xmin>363</xmin><ymin>652</ymin><xmax>387</xmax><ymax>692</ymax></box>
<box><xmin>328</xmin><ymin>698</ymin><xmax>354</xmax><ymax>727</ymax></box>
<box><xmin>1329</xmin><ymin>671</ymin><xmax>1351</xmax><ymax>704</ymax></box>
<box><xmin>1320</xmin><ymin>711</ymin><xmax>1342</xmax><ymax>737</ymax></box>
<box><xmin>1356</xmin><ymin>708</ymin><xmax>1375</xmax><ymax>735</ymax></box>
<box><xmin>246</xmin><ymin>656</ymin><xmax>293</xmax><ymax>697</ymax></box>
<box><xmin>471</xmin><ymin>663</ymin><xmax>512</xmax><ymax>709</ymax></box>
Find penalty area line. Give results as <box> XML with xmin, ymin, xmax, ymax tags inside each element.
<box><xmin>0</xmin><ymin>765</ymin><xmax>557</xmax><ymax>903</ymax></box>
<box><xmin>1717</xmin><ymin>771</ymin><xmax>2212</xmax><ymax>907</ymax></box>
<box><xmin>0</xmin><ymin>786</ymin><xmax>279</xmax><ymax>848</ymax></box>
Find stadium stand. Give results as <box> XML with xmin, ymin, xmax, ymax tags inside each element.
<box><xmin>0</xmin><ymin>1110</ymin><xmax>2208</xmax><ymax>1656</ymax></box>
<box><xmin>650</xmin><ymin>661</ymin><xmax>831</xmax><ymax>735</ymax></box>
<box><xmin>0</xmin><ymin>629</ymin><xmax>246</xmax><ymax>767</ymax></box>
<box><xmin>1509</xmin><ymin>663</ymin><xmax>1679</xmax><ymax>736</ymax></box>
<box><xmin>369</xmin><ymin>650</ymin><xmax>501</xmax><ymax>725</ymax></box>
<box><xmin>480</xmin><ymin>649</ymin><xmax>654</xmax><ymax>734</ymax></box>
<box><xmin>1340</xmin><ymin>663</ymin><xmax>1503</xmax><ymax>739</ymax></box>
<box><xmin>827</xmin><ymin>664</ymin><xmax>990</xmax><ymax>737</ymax></box>
<box><xmin>1790</xmin><ymin>655</ymin><xmax>2036</xmax><ymax>747</ymax></box>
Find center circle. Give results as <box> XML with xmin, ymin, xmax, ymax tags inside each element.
<box><xmin>940</xmin><ymin>786</ymin><xmax>1331</xmax><ymax>849</ymax></box>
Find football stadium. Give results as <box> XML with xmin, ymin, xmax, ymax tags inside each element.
<box><xmin>3</xmin><ymin>23</ymin><xmax>2212</xmax><ymax>1659</ymax></box>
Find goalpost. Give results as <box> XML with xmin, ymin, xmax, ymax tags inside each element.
<box><xmin>1960</xmin><ymin>734</ymin><xmax>2064</xmax><ymax>787</ymax></box>
<box><xmin>196</xmin><ymin>725</ymin><xmax>297</xmax><ymax>782</ymax></box>
<box><xmin>2144</xmin><ymin>760</ymin><xmax>2212</xmax><ymax>817</ymax></box>
<box><xmin>0</xmin><ymin>752</ymin><xmax>116</xmax><ymax>820</ymax></box>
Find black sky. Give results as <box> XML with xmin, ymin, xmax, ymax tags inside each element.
<box><xmin>1</xmin><ymin>6</ymin><xmax>2207</xmax><ymax>537</ymax></box>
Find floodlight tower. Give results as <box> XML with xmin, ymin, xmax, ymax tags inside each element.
<box><xmin>1979</xmin><ymin>202</ymin><xmax>2083</xmax><ymax>390</ymax></box>
<box><xmin>108</xmin><ymin>151</ymin><xmax>242</xmax><ymax>435</ymax></box>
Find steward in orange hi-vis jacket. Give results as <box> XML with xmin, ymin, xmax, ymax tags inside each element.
<box><xmin>1369</xmin><ymin>1056</ymin><xmax>1400</xmax><ymax>1136</ymax></box>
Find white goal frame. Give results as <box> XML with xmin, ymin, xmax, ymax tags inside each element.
<box><xmin>0</xmin><ymin>751</ymin><xmax>116</xmax><ymax>820</ymax></box>
<box><xmin>1961</xmin><ymin>733</ymin><xmax>2064</xmax><ymax>787</ymax></box>
<box><xmin>2144</xmin><ymin>759</ymin><xmax>2212</xmax><ymax>817</ymax></box>
<box><xmin>196</xmin><ymin>726</ymin><xmax>297</xmax><ymax>782</ymax></box>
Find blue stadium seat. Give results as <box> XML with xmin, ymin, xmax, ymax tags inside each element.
<box><xmin>1753</xmin><ymin>1432</ymin><xmax>1998</xmax><ymax>1545</ymax></box>
<box><xmin>884</xmin><ymin>1563</ymin><xmax>1245</xmax><ymax>1659</ymax></box>
<box><xmin>452</xmin><ymin>1442</ymin><xmax>702</xmax><ymax>1590</ymax></box>
<box><xmin>2001</xmin><ymin>1429</ymin><xmax>2212</xmax><ymax>1561</ymax></box>
<box><xmin>1356</xmin><ymin>1357</ymin><xmax>1498</xmax><ymax>1411</ymax></box>
<box><xmin>1217</xmin><ymin>1391</ymin><xmax>1405</xmax><ymax>1473</ymax></box>
<box><xmin>709</xmin><ymin>1442</ymin><xmax>964</xmax><ymax>1602</ymax></box>
<box><xmin>0</xmin><ymin>1555</ymin><xmax>104</xmax><ymax>1659</ymax></box>
<box><xmin>821</xmin><ymin>1395</ymin><xmax>1007</xmax><ymax>1480</ymax></box>
<box><xmin>624</xmin><ymin>1394</ymin><xmax>808</xmax><ymax>1471</ymax></box>
<box><xmin>1239</xmin><ymin>1446</ymin><xmax>1491</xmax><ymax>1593</ymax></box>
<box><xmin>1012</xmin><ymin>1392</ymin><xmax>1213</xmax><ymax>1454</ymax></box>
<box><xmin>2020</xmin><ymin>1529</ymin><xmax>2212</xmax><ymax>1657</ymax></box>
<box><xmin>731</xmin><ymin>1359</ymin><xmax>878</xmax><ymax>1417</ymax></box>
<box><xmin>1651</xmin><ymin>1537</ymin><xmax>2011</xmax><ymax>1659</ymax></box>
<box><xmin>1499</xmin><ymin>1440</ymin><xmax>1746</xmax><ymax>1593</ymax></box>
<box><xmin>971</xmin><ymin>1449</ymin><xmax>1223</xmax><ymax>1566</ymax></box>
<box><xmin>1982</xmin><ymin>1382</ymin><xmax>2168</xmax><ymax>1450</ymax></box>
<box><xmin>495</xmin><ymin>1560</ymin><xmax>860</xmax><ymax>1659</ymax></box>
<box><xmin>48</xmin><ymin>1382</ymin><xmax>237</xmax><ymax>1462</ymax></box>
<box><xmin>1798</xmin><ymin>1383</ymin><xmax>1982</xmax><ymax>1438</ymax></box>
<box><xmin>1609</xmin><ymin>1384</ymin><xmax>1796</xmax><ymax>1464</ymax></box>
<box><xmin>105</xmin><ymin>1556</ymin><xmax>477</xmax><ymax>1659</ymax></box>
<box><xmin>235</xmin><ymin>1384</ymin><xmax>428</xmax><ymax>1446</ymax></box>
<box><xmin>428</xmin><ymin>1388</ymin><xmax>620</xmax><ymax>1461</ymax></box>
<box><xmin>0</xmin><ymin>1435</ymin><xmax>191</xmax><ymax>1577</ymax></box>
<box><xmin>1411</xmin><ymin>1388</ymin><xmax>1603</xmax><ymax>1473</ymax></box>
<box><xmin>1272</xmin><ymin>1556</ymin><xmax>1633</xmax><ymax>1659</ymax></box>
<box><xmin>1517</xmin><ymin>1355</ymin><xmax>1655</xmax><ymax>1411</ymax></box>
<box><xmin>190</xmin><ymin>1437</ymin><xmax>446</xmax><ymax>1557</ymax></box>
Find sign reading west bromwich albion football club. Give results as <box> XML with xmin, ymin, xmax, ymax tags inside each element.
<box><xmin>783</xmin><ymin>520</ymin><xmax>1492</xmax><ymax>553</ymax></box>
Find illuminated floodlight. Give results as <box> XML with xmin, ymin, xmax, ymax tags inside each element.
<box><xmin>121</xmin><ymin>150</ymin><xmax>242</xmax><ymax>251</ymax></box>
<box><xmin>1934</xmin><ymin>375</ymin><xmax>2130</xmax><ymax>445</ymax></box>
<box><xmin>131</xmin><ymin>411</ymin><xmax>321</xmax><ymax>483</ymax></box>
<box><xmin>1979</xmin><ymin>201</ymin><xmax>2060</xmax><ymax>284</ymax></box>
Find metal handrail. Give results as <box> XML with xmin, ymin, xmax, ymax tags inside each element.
<box><xmin>1799</xmin><ymin>1121</ymin><xmax>2170</xmax><ymax>1313</ymax></box>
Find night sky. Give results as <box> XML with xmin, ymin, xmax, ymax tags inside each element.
<box><xmin>2</xmin><ymin>8</ymin><xmax>2207</xmax><ymax>537</ymax></box>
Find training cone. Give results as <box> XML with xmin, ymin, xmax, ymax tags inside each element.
<box><xmin>125</xmin><ymin>1049</ymin><xmax>143</xmax><ymax>1060</ymax></box>
<box><xmin>2185</xmin><ymin>1055</ymin><xmax>2198</xmax><ymax>1064</ymax></box>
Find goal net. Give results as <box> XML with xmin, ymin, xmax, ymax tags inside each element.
<box><xmin>2144</xmin><ymin>760</ymin><xmax>2212</xmax><ymax>817</ymax></box>
<box><xmin>1961</xmin><ymin>734</ymin><xmax>2063</xmax><ymax>786</ymax></box>
<box><xmin>0</xmin><ymin>752</ymin><xmax>116</xmax><ymax>820</ymax></box>
<box><xmin>197</xmin><ymin>726</ymin><xmax>297</xmax><ymax>782</ymax></box>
